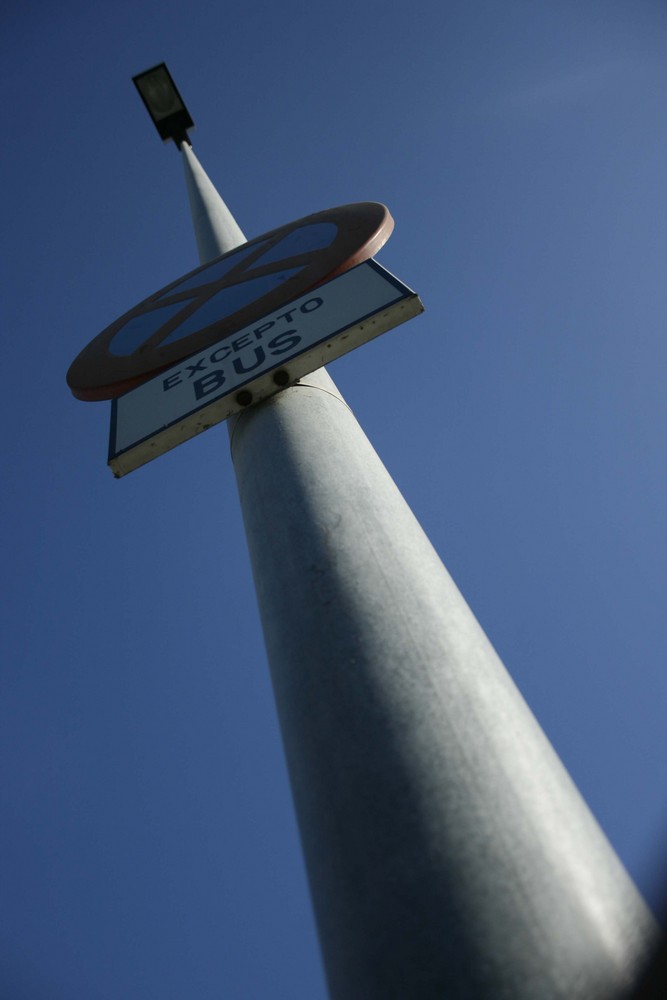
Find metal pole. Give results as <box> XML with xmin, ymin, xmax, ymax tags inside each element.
<box><xmin>181</xmin><ymin>145</ymin><xmax>658</xmax><ymax>999</ymax></box>
<box><xmin>182</xmin><ymin>144</ymin><xmax>246</xmax><ymax>260</ymax></box>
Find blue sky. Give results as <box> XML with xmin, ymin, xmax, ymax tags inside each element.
<box><xmin>2</xmin><ymin>1</ymin><xmax>667</xmax><ymax>996</ymax></box>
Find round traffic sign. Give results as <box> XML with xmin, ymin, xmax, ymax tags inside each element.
<box><xmin>67</xmin><ymin>202</ymin><xmax>393</xmax><ymax>401</ymax></box>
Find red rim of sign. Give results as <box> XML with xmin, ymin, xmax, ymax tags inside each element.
<box><xmin>67</xmin><ymin>202</ymin><xmax>394</xmax><ymax>401</ymax></box>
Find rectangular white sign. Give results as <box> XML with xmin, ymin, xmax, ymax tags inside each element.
<box><xmin>109</xmin><ymin>259</ymin><xmax>422</xmax><ymax>476</ymax></box>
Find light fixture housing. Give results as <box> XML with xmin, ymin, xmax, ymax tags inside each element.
<box><xmin>132</xmin><ymin>63</ymin><xmax>194</xmax><ymax>148</ymax></box>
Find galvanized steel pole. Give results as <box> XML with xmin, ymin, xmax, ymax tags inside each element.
<box><xmin>182</xmin><ymin>144</ymin><xmax>246</xmax><ymax>259</ymax></box>
<box><xmin>182</xmin><ymin>144</ymin><xmax>657</xmax><ymax>1000</ymax></box>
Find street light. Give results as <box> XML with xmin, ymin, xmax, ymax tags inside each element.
<box><xmin>120</xmin><ymin>62</ymin><xmax>659</xmax><ymax>1000</ymax></box>
<box><xmin>132</xmin><ymin>62</ymin><xmax>194</xmax><ymax>148</ymax></box>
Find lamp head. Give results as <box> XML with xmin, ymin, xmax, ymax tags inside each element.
<box><xmin>132</xmin><ymin>63</ymin><xmax>194</xmax><ymax>148</ymax></box>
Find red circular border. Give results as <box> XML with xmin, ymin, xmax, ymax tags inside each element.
<box><xmin>67</xmin><ymin>202</ymin><xmax>393</xmax><ymax>401</ymax></box>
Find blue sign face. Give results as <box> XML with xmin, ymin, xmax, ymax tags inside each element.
<box><xmin>67</xmin><ymin>203</ymin><xmax>393</xmax><ymax>400</ymax></box>
<box><xmin>108</xmin><ymin>223</ymin><xmax>337</xmax><ymax>357</ymax></box>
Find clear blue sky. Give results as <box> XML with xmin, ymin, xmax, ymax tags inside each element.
<box><xmin>2</xmin><ymin>1</ymin><xmax>667</xmax><ymax>996</ymax></box>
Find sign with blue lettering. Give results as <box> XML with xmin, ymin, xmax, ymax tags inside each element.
<box><xmin>108</xmin><ymin>260</ymin><xmax>422</xmax><ymax>477</ymax></box>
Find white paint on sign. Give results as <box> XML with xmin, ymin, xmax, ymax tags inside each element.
<box><xmin>109</xmin><ymin>260</ymin><xmax>423</xmax><ymax>476</ymax></box>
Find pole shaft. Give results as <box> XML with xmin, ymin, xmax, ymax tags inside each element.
<box><xmin>182</xmin><ymin>144</ymin><xmax>246</xmax><ymax>261</ymax></box>
<box><xmin>182</xmin><ymin>149</ymin><xmax>657</xmax><ymax>999</ymax></box>
<box><xmin>230</xmin><ymin>378</ymin><xmax>655</xmax><ymax>999</ymax></box>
